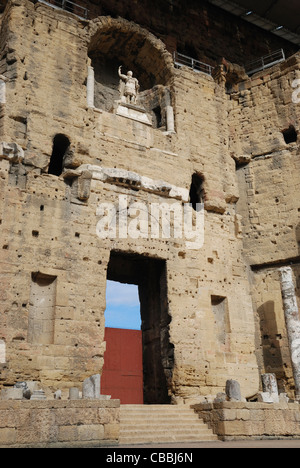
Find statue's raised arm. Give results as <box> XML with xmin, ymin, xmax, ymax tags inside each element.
<box><xmin>118</xmin><ymin>65</ymin><xmax>127</xmax><ymax>81</ymax></box>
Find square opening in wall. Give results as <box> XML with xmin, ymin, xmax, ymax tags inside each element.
<box><xmin>282</xmin><ymin>125</ymin><xmax>297</xmax><ymax>144</ymax></box>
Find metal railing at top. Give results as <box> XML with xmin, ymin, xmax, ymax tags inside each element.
<box><xmin>38</xmin><ymin>0</ymin><xmax>89</xmax><ymax>20</ymax></box>
<box><xmin>245</xmin><ymin>49</ymin><xmax>286</xmax><ymax>76</ymax></box>
<box><xmin>173</xmin><ymin>51</ymin><xmax>214</xmax><ymax>76</ymax></box>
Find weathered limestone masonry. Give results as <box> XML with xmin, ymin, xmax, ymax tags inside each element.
<box><xmin>0</xmin><ymin>399</ymin><xmax>120</xmax><ymax>448</ymax></box>
<box><xmin>193</xmin><ymin>401</ymin><xmax>300</xmax><ymax>441</ymax></box>
<box><xmin>231</xmin><ymin>53</ymin><xmax>300</xmax><ymax>397</ymax></box>
<box><xmin>0</xmin><ymin>0</ymin><xmax>299</xmax><ymax>445</ymax></box>
<box><xmin>0</xmin><ymin>0</ymin><xmax>260</xmax><ymax>400</ymax></box>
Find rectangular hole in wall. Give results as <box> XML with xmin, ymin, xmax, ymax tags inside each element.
<box><xmin>153</xmin><ymin>106</ymin><xmax>162</xmax><ymax>129</ymax></box>
<box><xmin>211</xmin><ymin>295</ymin><xmax>230</xmax><ymax>345</ymax></box>
<box><xmin>103</xmin><ymin>250</ymin><xmax>173</xmax><ymax>404</ymax></box>
<box><xmin>28</xmin><ymin>272</ymin><xmax>57</xmax><ymax>345</ymax></box>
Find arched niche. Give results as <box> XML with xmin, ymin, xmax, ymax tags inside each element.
<box><xmin>189</xmin><ymin>172</ymin><xmax>206</xmax><ymax>211</ymax></box>
<box><xmin>48</xmin><ymin>134</ymin><xmax>71</xmax><ymax>177</ymax></box>
<box><xmin>87</xmin><ymin>18</ymin><xmax>175</xmax><ymax>130</ymax></box>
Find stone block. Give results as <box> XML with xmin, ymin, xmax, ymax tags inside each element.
<box><xmin>82</xmin><ymin>374</ymin><xmax>101</xmax><ymax>399</ymax></box>
<box><xmin>1</xmin><ymin>388</ymin><xmax>23</xmax><ymax>400</ymax></box>
<box><xmin>225</xmin><ymin>380</ymin><xmax>242</xmax><ymax>401</ymax></box>
<box><xmin>257</xmin><ymin>392</ymin><xmax>279</xmax><ymax>403</ymax></box>
<box><xmin>261</xmin><ymin>373</ymin><xmax>279</xmax><ymax>394</ymax></box>
<box><xmin>30</xmin><ymin>390</ymin><xmax>47</xmax><ymax>400</ymax></box>
<box><xmin>58</xmin><ymin>425</ymin><xmax>78</xmax><ymax>442</ymax></box>
<box><xmin>0</xmin><ymin>142</ymin><xmax>24</xmax><ymax>162</ymax></box>
<box><xmin>77</xmin><ymin>424</ymin><xmax>104</xmax><ymax>441</ymax></box>
<box><xmin>0</xmin><ymin>428</ymin><xmax>16</xmax><ymax>445</ymax></box>
<box><xmin>115</xmin><ymin>102</ymin><xmax>152</xmax><ymax>126</ymax></box>
<box><xmin>69</xmin><ymin>388</ymin><xmax>80</xmax><ymax>400</ymax></box>
<box><xmin>104</xmin><ymin>423</ymin><xmax>119</xmax><ymax>440</ymax></box>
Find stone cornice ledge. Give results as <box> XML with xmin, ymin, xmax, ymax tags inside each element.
<box><xmin>63</xmin><ymin>164</ymin><xmax>189</xmax><ymax>202</ymax></box>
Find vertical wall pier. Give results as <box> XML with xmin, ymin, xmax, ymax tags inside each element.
<box><xmin>280</xmin><ymin>267</ymin><xmax>300</xmax><ymax>400</ymax></box>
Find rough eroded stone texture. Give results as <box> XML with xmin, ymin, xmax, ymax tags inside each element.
<box><xmin>0</xmin><ymin>0</ymin><xmax>299</xmax><ymax>408</ymax></box>
<box><xmin>0</xmin><ymin>399</ymin><xmax>120</xmax><ymax>448</ymax></box>
<box><xmin>193</xmin><ymin>402</ymin><xmax>300</xmax><ymax>441</ymax></box>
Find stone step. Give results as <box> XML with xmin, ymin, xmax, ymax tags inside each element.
<box><xmin>121</xmin><ymin>410</ymin><xmax>200</xmax><ymax>418</ymax></box>
<box><xmin>121</xmin><ymin>406</ymin><xmax>198</xmax><ymax>412</ymax></box>
<box><xmin>119</xmin><ymin>405</ymin><xmax>218</xmax><ymax>444</ymax></box>
<box><xmin>120</xmin><ymin>436</ymin><xmax>216</xmax><ymax>444</ymax></box>
<box><xmin>120</xmin><ymin>423</ymin><xmax>211</xmax><ymax>431</ymax></box>
<box><xmin>121</xmin><ymin>416</ymin><xmax>201</xmax><ymax>423</ymax></box>
<box><xmin>121</xmin><ymin>404</ymin><xmax>194</xmax><ymax>409</ymax></box>
<box><xmin>120</xmin><ymin>421</ymin><xmax>213</xmax><ymax>430</ymax></box>
<box><xmin>120</xmin><ymin>407</ymin><xmax>200</xmax><ymax>416</ymax></box>
<box><xmin>120</xmin><ymin>430</ymin><xmax>215</xmax><ymax>441</ymax></box>
<box><xmin>120</xmin><ymin>432</ymin><xmax>217</xmax><ymax>444</ymax></box>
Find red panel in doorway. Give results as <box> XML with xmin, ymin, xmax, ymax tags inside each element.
<box><xmin>101</xmin><ymin>328</ymin><xmax>144</xmax><ymax>404</ymax></box>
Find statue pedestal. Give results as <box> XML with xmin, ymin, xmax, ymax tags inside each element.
<box><xmin>114</xmin><ymin>101</ymin><xmax>152</xmax><ymax>126</ymax></box>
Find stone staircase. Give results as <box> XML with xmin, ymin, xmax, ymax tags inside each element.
<box><xmin>119</xmin><ymin>404</ymin><xmax>218</xmax><ymax>445</ymax></box>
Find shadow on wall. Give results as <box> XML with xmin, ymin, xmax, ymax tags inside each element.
<box><xmin>257</xmin><ymin>300</ymin><xmax>289</xmax><ymax>393</ymax></box>
<box><xmin>296</xmin><ymin>222</ymin><xmax>300</xmax><ymax>252</ymax></box>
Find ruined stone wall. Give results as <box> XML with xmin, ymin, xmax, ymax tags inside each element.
<box><xmin>1</xmin><ymin>0</ymin><xmax>300</xmax><ymax>403</ymax></box>
<box><xmin>193</xmin><ymin>401</ymin><xmax>300</xmax><ymax>440</ymax></box>
<box><xmin>251</xmin><ymin>267</ymin><xmax>294</xmax><ymax>394</ymax></box>
<box><xmin>232</xmin><ymin>54</ymin><xmax>300</xmax><ymax>266</ymax></box>
<box><xmin>84</xmin><ymin>0</ymin><xmax>297</xmax><ymax>67</ymax></box>
<box><xmin>230</xmin><ymin>53</ymin><xmax>300</xmax><ymax>397</ymax></box>
<box><xmin>0</xmin><ymin>398</ymin><xmax>120</xmax><ymax>447</ymax></box>
<box><xmin>0</xmin><ymin>0</ymin><xmax>262</xmax><ymax>401</ymax></box>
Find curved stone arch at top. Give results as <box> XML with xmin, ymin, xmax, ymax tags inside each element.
<box><xmin>87</xmin><ymin>17</ymin><xmax>174</xmax><ymax>91</ymax></box>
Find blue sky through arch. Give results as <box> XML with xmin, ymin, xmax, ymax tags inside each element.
<box><xmin>104</xmin><ymin>280</ymin><xmax>141</xmax><ymax>330</ymax></box>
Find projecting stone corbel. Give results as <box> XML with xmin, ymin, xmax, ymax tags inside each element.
<box><xmin>63</xmin><ymin>168</ymin><xmax>92</xmax><ymax>201</ymax></box>
<box><xmin>231</xmin><ymin>153</ymin><xmax>252</xmax><ymax>165</ymax></box>
<box><xmin>0</xmin><ymin>142</ymin><xmax>24</xmax><ymax>163</ymax></box>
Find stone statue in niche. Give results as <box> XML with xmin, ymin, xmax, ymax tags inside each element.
<box><xmin>118</xmin><ymin>66</ymin><xmax>140</xmax><ymax>105</ymax></box>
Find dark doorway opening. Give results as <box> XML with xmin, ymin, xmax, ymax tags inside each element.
<box><xmin>104</xmin><ymin>251</ymin><xmax>173</xmax><ymax>404</ymax></box>
<box><xmin>189</xmin><ymin>172</ymin><xmax>205</xmax><ymax>211</ymax></box>
<box><xmin>48</xmin><ymin>134</ymin><xmax>70</xmax><ymax>176</ymax></box>
<box><xmin>153</xmin><ymin>106</ymin><xmax>162</xmax><ymax>129</ymax></box>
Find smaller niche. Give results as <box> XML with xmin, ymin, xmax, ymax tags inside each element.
<box><xmin>211</xmin><ymin>295</ymin><xmax>230</xmax><ymax>345</ymax></box>
<box><xmin>189</xmin><ymin>172</ymin><xmax>205</xmax><ymax>211</ymax></box>
<box><xmin>48</xmin><ymin>134</ymin><xmax>71</xmax><ymax>176</ymax></box>
<box><xmin>282</xmin><ymin>125</ymin><xmax>297</xmax><ymax>144</ymax></box>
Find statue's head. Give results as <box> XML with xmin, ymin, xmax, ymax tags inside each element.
<box><xmin>127</xmin><ymin>71</ymin><xmax>133</xmax><ymax>77</ymax></box>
